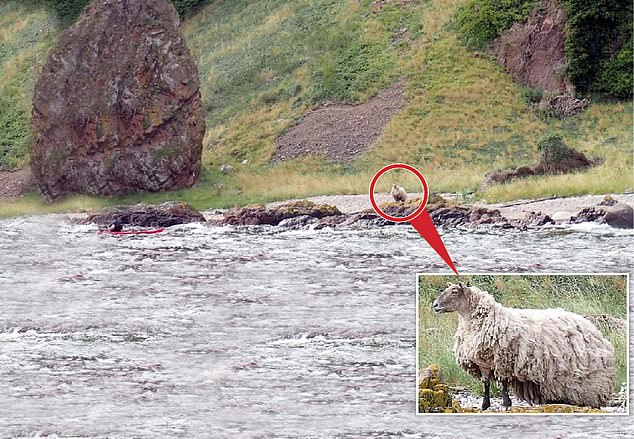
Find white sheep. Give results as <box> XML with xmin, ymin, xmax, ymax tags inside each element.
<box><xmin>432</xmin><ymin>283</ymin><xmax>616</xmax><ymax>409</ymax></box>
<box><xmin>391</xmin><ymin>184</ymin><xmax>407</xmax><ymax>202</ymax></box>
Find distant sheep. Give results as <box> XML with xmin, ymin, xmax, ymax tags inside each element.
<box><xmin>391</xmin><ymin>184</ymin><xmax>407</xmax><ymax>202</ymax></box>
<box><xmin>432</xmin><ymin>283</ymin><xmax>616</xmax><ymax>409</ymax></box>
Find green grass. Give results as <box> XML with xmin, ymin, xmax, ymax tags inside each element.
<box><xmin>185</xmin><ymin>0</ymin><xmax>427</xmax><ymax>165</ymax></box>
<box><xmin>0</xmin><ymin>1</ymin><xmax>58</xmax><ymax>170</ymax></box>
<box><xmin>418</xmin><ymin>274</ymin><xmax>628</xmax><ymax>397</ymax></box>
<box><xmin>0</xmin><ymin>0</ymin><xmax>632</xmax><ymax>215</ymax></box>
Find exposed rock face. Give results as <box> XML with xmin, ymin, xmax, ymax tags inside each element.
<box><xmin>493</xmin><ymin>0</ymin><xmax>568</xmax><ymax>94</ymax></box>
<box><xmin>82</xmin><ymin>201</ymin><xmax>205</xmax><ymax>228</ymax></box>
<box><xmin>31</xmin><ymin>0</ymin><xmax>205</xmax><ymax>201</ymax></box>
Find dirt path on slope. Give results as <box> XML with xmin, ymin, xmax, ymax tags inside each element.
<box><xmin>274</xmin><ymin>82</ymin><xmax>405</xmax><ymax>162</ymax></box>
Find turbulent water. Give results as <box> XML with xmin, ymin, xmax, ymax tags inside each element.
<box><xmin>0</xmin><ymin>214</ymin><xmax>632</xmax><ymax>438</ymax></box>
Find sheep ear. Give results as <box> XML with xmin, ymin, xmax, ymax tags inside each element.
<box><xmin>458</xmin><ymin>282</ymin><xmax>467</xmax><ymax>290</ymax></box>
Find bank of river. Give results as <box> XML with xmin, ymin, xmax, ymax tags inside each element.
<box><xmin>0</xmin><ymin>213</ymin><xmax>632</xmax><ymax>438</ymax></box>
<box><xmin>265</xmin><ymin>193</ymin><xmax>634</xmax><ymax>221</ymax></box>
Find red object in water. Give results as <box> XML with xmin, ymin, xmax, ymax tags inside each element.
<box><xmin>98</xmin><ymin>228</ymin><xmax>165</xmax><ymax>235</ymax></box>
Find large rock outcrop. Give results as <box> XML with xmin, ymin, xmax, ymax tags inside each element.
<box><xmin>212</xmin><ymin>201</ymin><xmax>343</xmax><ymax>226</ymax></box>
<box><xmin>81</xmin><ymin>201</ymin><xmax>206</xmax><ymax>228</ymax></box>
<box><xmin>31</xmin><ymin>0</ymin><xmax>205</xmax><ymax>201</ymax></box>
<box><xmin>493</xmin><ymin>0</ymin><xmax>568</xmax><ymax>94</ymax></box>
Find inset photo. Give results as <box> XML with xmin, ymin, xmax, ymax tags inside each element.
<box><xmin>417</xmin><ymin>274</ymin><xmax>629</xmax><ymax>414</ymax></box>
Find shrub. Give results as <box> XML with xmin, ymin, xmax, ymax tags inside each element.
<box><xmin>591</xmin><ymin>38</ymin><xmax>633</xmax><ymax>99</ymax></box>
<box><xmin>520</xmin><ymin>86</ymin><xmax>544</xmax><ymax>106</ymax></box>
<box><xmin>560</xmin><ymin>0</ymin><xmax>632</xmax><ymax>98</ymax></box>
<box><xmin>455</xmin><ymin>0</ymin><xmax>535</xmax><ymax>49</ymax></box>
<box><xmin>36</xmin><ymin>0</ymin><xmax>208</xmax><ymax>24</ymax></box>
<box><xmin>171</xmin><ymin>0</ymin><xmax>207</xmax><ymax>17</ymax></box>
<box><xmin>536</xmin><ymin>133</ymin><xmax>574</xmax><ymax>162</ymax></box>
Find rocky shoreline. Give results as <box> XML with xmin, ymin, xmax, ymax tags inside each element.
<box><xmin>79</xmin><ymin>193</ymin><xmax>634</xmax><ymax>230</ymax></box>
<box><xmin>205</xmin><ymin>193</ymin><xmax>632</xmax><ymax>230</ymax></box>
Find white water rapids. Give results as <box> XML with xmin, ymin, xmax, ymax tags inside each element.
<box><xmin>0</xmin><ymin>214</ymin><xmax>632</xmax><ymax>438</ymax></box>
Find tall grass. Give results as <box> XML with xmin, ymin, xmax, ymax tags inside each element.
<box><xmin>418</xmin><ymin>274</ymin><xmax>628</xmax><ymax>396</ymax></box>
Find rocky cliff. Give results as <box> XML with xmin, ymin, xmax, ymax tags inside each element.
<box><xmin>31</xmin><ymin>0</ymin><xmax>205</xmax><ymax>201</ymax></box>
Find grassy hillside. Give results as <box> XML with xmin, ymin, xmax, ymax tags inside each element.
<box><xmin>0</xmin><ymin>0</ymin><xmax>632</xmax><ymax>215</ymax></box>
<box><xmin>0</xmin><ymin>2</ymin><xmax>58</xmax><ymax>171</ymax></box>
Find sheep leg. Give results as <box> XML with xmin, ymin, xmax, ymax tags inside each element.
<box><xmin>481</xmin><ymin>376</ymin><xmax>491</xmax><ymax>411</ymax></box>
<box><xmin>501</xmin><ymin>379</ymin><xmax>512</xmax><ymax>409</ymax></box>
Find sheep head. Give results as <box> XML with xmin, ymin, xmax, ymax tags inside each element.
<box><xmin>432</xmin><ymin>283</ymin><xmax>470</xmax><ymax>314</ymax></box>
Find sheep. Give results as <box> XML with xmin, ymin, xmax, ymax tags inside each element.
<box><xmin>391</xmin><ymin>184</ymin><xmax>407</xmax><ymax>202</ymax></box>
<box><xmin>432</xmin><ymin>283</ymin><xmax>616</xmax><ymax>410</ymax></box>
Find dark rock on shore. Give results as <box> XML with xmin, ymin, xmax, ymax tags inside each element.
<box><xmin>209</xmin><ymin>194</ymin><xmax>633</xmax><ymax>231</ymax></box>
<box><xmin>314</xmin><ymin>211</ymin><xmax>391</xmax><ymax>229</ymax></box>
<box><xmin>212</xmin><ymin>200</ymin><xmax>342</xmax><ymax>226</ymax></box>
<box><xmin>83</xmin><ymin>201</ymin><xmax>205</xmax><ymax>228</ymax></box>
<box><xmin>213</xmin><ymin>195</ymin><xmax>550</xmax><ymax>231</ymax></box>
<box><xmin>522</xmin><ymin>211</ymin><xmax>555</xmax><ymax>227</ymax></box>
<box><xmin>31</xmin><ymin>0</ymin><xmax>205</xmax><ymax>201</ymax></box>
<box><xmin>571</xmin><ymin>200</ymin><xmax>633</xmax><ymax>229</ymax></box>
<box><xmin>379</xmin><ymin>196</ymin><xmax>517</xmax><ymax>229</ymax></box>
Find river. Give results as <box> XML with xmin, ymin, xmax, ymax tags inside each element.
<box><xmin>0</xmin><ymin>214</ymin><xmax>632</xmax><ymax>438</ymax></box>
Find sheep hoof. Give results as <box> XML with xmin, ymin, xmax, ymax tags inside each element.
<box><xmin>481</xmin><ymin>398</ymin><xmax>491</xmax><ymax>411</ymax></box>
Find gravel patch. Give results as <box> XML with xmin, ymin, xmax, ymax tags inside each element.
<box><xmin>274</xmin><ymin>82</ymin><xmax>405</xmax><ymax>162</ymax></box>
<box><xmin>0</xmin><ymin>169</ymin><xmax>32</xmax><ymax>201</ymax></box>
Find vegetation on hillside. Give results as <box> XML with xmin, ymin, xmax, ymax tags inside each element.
<box><xmin>0</xmin><ymin>2</ymin><xmax>57</xmax><ymax>171</ymax></box>
<box><xmin>563</xmin><ymin>0</ymin><xmax>633</xmax><ymax>99</ymax></box>
<box><xmin>0</xmin><ymin>0</ymin><xmax>632</xmax><ymax>214</ymax></box>
<box><xmin>456</xmin><ymin>0</ymin><xmax>633</xmax><ymax>99</ymax></box>
<box><xmin>455</xmin><ymin>0</ymin><xmax>535</xmax><ymax>48</ymax></box>
<box><xmin>418</xmin><ymin>274</ymin><xmax>628</xmax><ymax>396</ymax></box>
<box><xmin>34</xmin><ymin>0</ymin><xmax>208</xmax><ymax>23</ymax></box>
